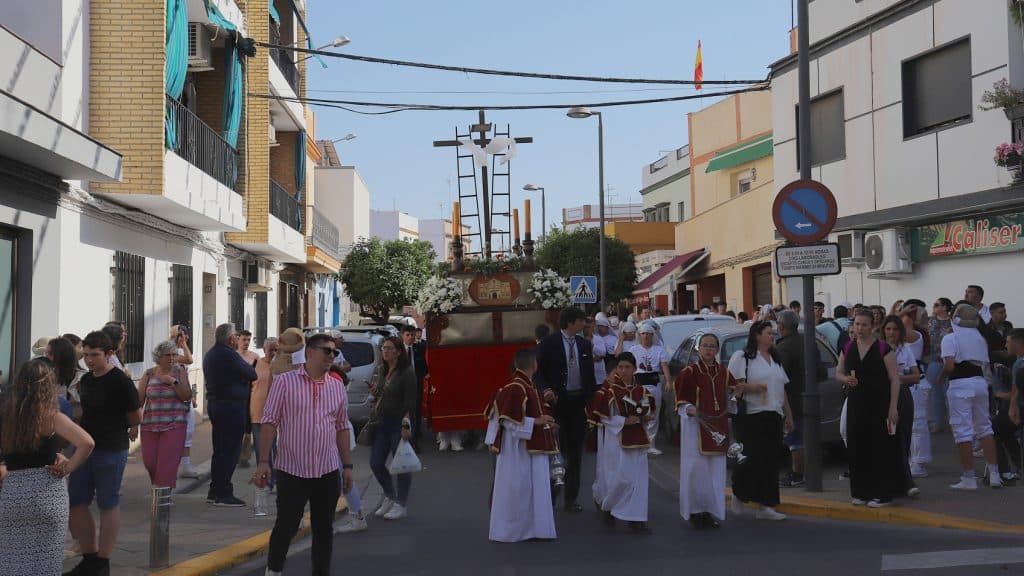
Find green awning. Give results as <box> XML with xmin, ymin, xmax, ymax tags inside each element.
<box><xmin>705</xmin><ymin>134</ymin><xmax>773</xmax><ymax>173</ymax></box>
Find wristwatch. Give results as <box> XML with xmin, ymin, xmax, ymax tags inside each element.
<box><xmin>342</xmin><ymin>463</ymin><xmax>354</xmax><ymax>470</ymax></box>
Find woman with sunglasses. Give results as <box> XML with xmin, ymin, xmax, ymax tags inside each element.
<box><xmin>368</xmin><ymin>336</ymin><xmax>418</xmax><ymax>520</ymax></box>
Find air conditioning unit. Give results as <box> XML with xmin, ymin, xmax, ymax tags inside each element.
<box><xmin>864</xmin><ymin>228</ymin><xmax>913</xmax><ymax>277</ymax></box>
<box><xmin>245</xmin><ymin>262</ymin><xmax>274</xmax><ymax>292</ymax></box>
<box><xmin>268</xmin><ymin>123</ymin><xmax>278</xmax><ymax>147</ymax></box>
<box><xmin>835</xmin><ymin>230</ymin><xmax>866</xmax><ymax>266</ymax></box>
<box><xmin>188</xmin><ymin>23</ymin><xmax>214</xmax><ymax>71</ymax></box>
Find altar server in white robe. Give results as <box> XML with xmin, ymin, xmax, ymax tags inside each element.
<box><xmin>485</xmin><ymin>348</ymin><xmax>558</xmax><ymax>542</ymax></box>
<box><xmin>589</xmin><ymin>352</ymin><xmax>654</xmax><ymax>533</ymax></box>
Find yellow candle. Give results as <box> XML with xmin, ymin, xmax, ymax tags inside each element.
<box><xmin>524</xmin><ymin>199</ymin><xmax>532</xmax><ymax>237</ymax></box>
<box><xmin>513</xmin><ymin>208</ymin><xmax>520</xmax><ymax>243</ymax></box>
<box><xmin>452</xmin><ymin>202</ymin><xmax>460</xmax><ymax>236</ymax></box>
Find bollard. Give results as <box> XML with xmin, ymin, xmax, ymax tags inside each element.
<box><xmin>149</xmin><ymin>486</ymin><xmax>172</xmax><ymax>568</ymax></box>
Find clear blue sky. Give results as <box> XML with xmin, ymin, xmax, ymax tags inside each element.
<box><xmin>306</xmin><ymin>1</ymin><xmax>793</xmax><ymax>235</ymax></box>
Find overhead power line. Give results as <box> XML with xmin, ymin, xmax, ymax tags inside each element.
<box><xmin>259</xmin><ymin>42</ymin><xmax>769</xmax><ymax>86</ymax></box>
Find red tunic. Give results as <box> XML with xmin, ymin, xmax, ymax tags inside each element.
<box><xmin>484</xmin><ymin>371</ymin><xmax>559</xmax><ymax>455</ymax></box>
<box><xmin>589</xmin><ymin>376</ymin><xmax>654</xmax><ymax>449</ymax></box>
<box><xmin>674</xmin><ymin>361</ymin><xmax>734</xmax><ymax>455</ymax></box>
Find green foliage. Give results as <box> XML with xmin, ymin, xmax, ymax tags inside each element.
<box><xmin>1012</xmin><ymin>0</ymin><xmax>1024</xmax><ymax>27</ymax></box>
<box><xmin>534</xmin><ymin>227</ymin><xmax>637</xmax><ymax>304</ymax></box>
<box><xmin>338</xmin><ymin>238</ymin><xmax>436</xmax><ymax>323</ymax></box>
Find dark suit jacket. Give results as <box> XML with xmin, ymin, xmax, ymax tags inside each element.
<box><xmin>410</xmin><ymin>342</ymin><xmax>428</xmax><ymax>383</ymax></box>
<box><xmin>534</xmin><ymin>331</ymin><xmax>598</xmax><ymax>401</ymax></box>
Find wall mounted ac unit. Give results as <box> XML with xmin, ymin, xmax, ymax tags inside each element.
<box><xmin>835</xmin><ymin>230</ymin><xmax>866</xmax><ymax>266</ymax></box>
<box><xmin>188</xmin><ymin>23</ymin><xmax>215</xmax><ymax>71</ymax></box>
<box><xmin>864</xmin><ymin>228</ymin><xmax>912</xmax><ymax>277</ymax></box>
<box><xmin>268</xmin><ymin>123</ymin><xmax>278</xmax><ymax>147</ymax></box>
<box><xmin>246</xmin><ymin>262</ymin><xmax>274</xmax><ymax>291</ymax></box>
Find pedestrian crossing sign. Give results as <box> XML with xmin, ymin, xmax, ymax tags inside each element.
<box><xmin>570</xmin><ymin>276</ymin><xmax>597</xmax><ymax>304</ymax></box>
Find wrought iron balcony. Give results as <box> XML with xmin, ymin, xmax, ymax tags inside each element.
<box><xmin>309</xmin><ymin>207</ymin><xmax>341</xmax><ymax>262</ymax></box>
<box><xmin>269</xmin><ymin>26</ymin><xmax>299</xmax><ymax>93</ymax></box>
<box><xmin>269</xmin><ymin>179</ymin><xmax>302</xmax><ymax>231</ymax></box>
<box><xmin>165</xmin><ymin>95</ymin><xmax>239</xmax><ymax>192</ymax></box>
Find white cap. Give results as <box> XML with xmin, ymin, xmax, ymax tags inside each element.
<box><xmin>627</xmin><ymin>313</ymin><xmax>638</xmax><ymax>323</ymax></box>
<box><xmin>596</xmin><ymin>317</ymin><xmax>610</xmax><ymax>327</ymax></box>
<box><xmin>622</xmin><ymin>321</ymin><xmax>637</xmax><ymax>333</ymax></box>
<box><xmin>595</xmin><ymin>312</ymin><xmax>608</xmax><ymax>322</ymax></box>
<box><xmin>638</xmin><ymin>322</ymin><xmax>656</xmax><ymax>334</ymax></box>
<box><xmin>609</xmin><ymin>316</ymin><xmax>620</xmax><ymax>327</ymax></box>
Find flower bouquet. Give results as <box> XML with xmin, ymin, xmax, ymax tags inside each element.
<box><xmin>527</xmin><ymin>268</ymin><xmax>571</xmax><ymax>310</ymax></box>
<box><xmin>416</xmin><ymin>276</ymin><xmax>464</xmax><ymax>316</ymax></box>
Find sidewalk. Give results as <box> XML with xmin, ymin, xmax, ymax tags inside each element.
<box><xmin>649</xmin><ymin>429</ymin><xmax>1024</xmax><ymax>534</ymax></box>
<box><xmin>61</xmin><ymin>420</ymin><xmax>369</xmax><ymax>575</ymax></box>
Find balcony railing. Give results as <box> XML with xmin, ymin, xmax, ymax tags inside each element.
<box><xmin>309</xmin><ymin>207</ymin><xmax>341</xmax><ymax>262</ymax></box>
<box><xmin>269</xmin><ymin>26</ymin><xmax>299</xmax><ymax>93</ymax></box>
<box><xmin>165</xmin><ymin>95</ymin><xmax>239</xmax><ymax>192</ymax></box>
<box><xmin>269</xmin><ymin>179</ymin><xmax>302</xmax><ymax>231</ymax></box>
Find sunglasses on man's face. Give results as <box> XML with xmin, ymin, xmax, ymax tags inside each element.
<box><xmin>312</xmin><ymin>346</ymin><xmax>340</xmax><ymax>357</ymax></box>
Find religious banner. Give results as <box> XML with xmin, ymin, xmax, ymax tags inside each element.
<box><xmin>911</xmin><ymin>212</ymin><xmax>1024</xmax><ymax>261</ymax></box>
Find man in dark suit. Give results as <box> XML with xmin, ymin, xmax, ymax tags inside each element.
<box><xmin>402</xmin><ymin>324</ymin><xmax>429</xmax><ymax>452</ymax></box>
<box><xmin>535</xmin><ymin>307</ymin><xmax>598</xmax><ymax>512</ymax></box>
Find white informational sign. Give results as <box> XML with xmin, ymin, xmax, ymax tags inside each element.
<box><xmin>774</xmin><ymin>243</ymin><xmax>842</xmax><ymax>278</ymax></box>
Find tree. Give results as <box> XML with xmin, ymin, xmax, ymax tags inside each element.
<box><xmin>338</xmin><ymin>237</ymin><xmax>436</xmax><ymax>324</ymax></box>
<box><xmin>534</xmin><ymin>227</ymin><xmax>637</xmax><ymax>305</ymax></box>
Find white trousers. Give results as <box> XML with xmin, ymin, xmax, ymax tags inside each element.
<box><xmin>910</xmin><ymin>381</ymin><xmax>932</xmax><ymax>465</ymax></box>
<box><xmin>643</xmin><ymin>383</ymin><xmax>662</xmax><ymax>447</ymax></box>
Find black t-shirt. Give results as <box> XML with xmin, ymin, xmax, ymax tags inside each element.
<box><xmin>78</xmin><ymin>367</ymin><xmax>141</xmax><ymax>451</ymax></box>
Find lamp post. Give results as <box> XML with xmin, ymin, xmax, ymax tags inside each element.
<box><xmin>298</xmin><ymin>36</ymin><xmax>351</xmax><ymax>63</ymax></box>
<box><xmin>567</xmin><ymin>107</ymin><xmax>606</xmax><ymax>312</ymax></box>
<box><xmin>331</xmin><ymin>133</ymin><xmax>357</xmax><ymax>143</ymax></box>
<box><xmin>522</xmin><ymin>184</ymin><xmax>546</xmax><ymax>242</ymax></box>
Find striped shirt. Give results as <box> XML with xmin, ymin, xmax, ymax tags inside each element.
<box><xmin>141</xmin><ymin>367</ymin><xmax>189</xmax><ymax>431</ymax></box>
<box><xmin>261</xmin><ymin>366</ymin><xmax>351</xmax><ymax>479</ymax></box>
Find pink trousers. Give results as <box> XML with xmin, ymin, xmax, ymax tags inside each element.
<box><xmin>141</xmin><ymin>425</ymin><xmax>186</xmax><ymax>488</ymax></box>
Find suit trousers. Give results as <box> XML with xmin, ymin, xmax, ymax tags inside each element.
<box><xmin>556</xmin><ymin>392</ymin><xmax>587</xmax><ymax>506</ymax></box>
<box><xmin>208</xmin><ymin>399</ymin><xmax>246</xmax><ymax>500</ymax></box>
<box><xmin>267</xmin><ymin>470</ymin><xmax>341</xmax><ymax>575</ymax></box>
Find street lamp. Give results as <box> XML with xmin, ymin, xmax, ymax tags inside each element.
<box><xmin>331</xmin><ymin>133</ymin><xmax>357</xmax><ymax>143</ymax></box>
<box><xmin>298</xmin><ymin>36</ymin><xmax>351</xmax><ymax>62</ymax></box>
<box><xmin>567</xmin><ymin>106</ymin><xmax>606</xmax><ymax>312</ymax></box>
<box><xmin>522</xmin><ymin>184</ymin><xmax>546</xmax><ymax>242</ymax></box>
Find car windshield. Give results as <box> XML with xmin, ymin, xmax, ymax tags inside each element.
<box><xmin>339</xmin><ymin>342</ymin><xmax>374</xmax><ymax>367</ymax></box>
<box><xmin>658</xmin><ymin>317</ymin><xmax>732</xmax><ymax>355</ymax></box>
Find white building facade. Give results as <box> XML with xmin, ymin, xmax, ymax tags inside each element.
<box><xmin>562</xmin><ymin>203</ymin><xmax>644</xmax><ymax>231</ymax></box>
<box><xmin>420</xmin><ymin>218</ymin><xmax>473</xmax><ymax>263</ymax></box>
<box><xmin>371</xmin><ymin>210</ymin><xmax>419</xmax><ymax>241</ymax></box>
<box><xmin>640</xmin><ymin>145</ymin><xmax>691</xmax><ymax>223</ymax></box>
<box><xmin>771</xmin><ymin>0</ymin><xmax>1024</xmax><ymax>315</ymax></box>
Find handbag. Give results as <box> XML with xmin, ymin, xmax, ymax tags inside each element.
<box><xmin>388</xmin><ymin>439</ymin><xmax>423</xmax><ymax>474</ymax></box>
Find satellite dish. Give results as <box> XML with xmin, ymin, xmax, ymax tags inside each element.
<box><xmin>865</xmin><ymin>234</ymin><xmax>884</xmax><ymax>270</ymax></box>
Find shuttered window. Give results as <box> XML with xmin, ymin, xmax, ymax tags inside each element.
<box><xmin>112</xmin><ymin>251</ymin><xmax>145</xmax><ymax>363</ymax></box>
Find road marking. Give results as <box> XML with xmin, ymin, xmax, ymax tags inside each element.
<box><xmin>881</xmin><ymin>547</ymin><xmax>1024</xmax><ymax>571</ymax></box>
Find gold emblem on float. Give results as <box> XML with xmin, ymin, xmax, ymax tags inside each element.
<box><xmin>467</xmin><ymin>273</ymin><xmax>521</xmax><ymax>306</ymax></box>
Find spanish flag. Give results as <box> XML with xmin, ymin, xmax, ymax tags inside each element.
<box><xmin>694</xmin><ymin>40</ymin><xmax>703</xmax><ymax>90</ymax></box>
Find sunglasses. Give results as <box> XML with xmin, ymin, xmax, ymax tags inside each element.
<box><xmin>312</xmin><ymin>346</ymin><xmax>340</xmax><ymax>357</ymax></box>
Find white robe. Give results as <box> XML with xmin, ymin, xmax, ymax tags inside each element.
<box><xmin>486</xmin><ymin>414</ymin><xmax>557</xmax><ymax>542</ymax></box>
<box><xmin>597</xmin><ymin>408</ymin><xmax>648</xmax><ymax>522</ymax></box>
<box><xmin>678</xmin><ymin>405</ymin><xmax>726</xmax><ymax>521</ymax></box>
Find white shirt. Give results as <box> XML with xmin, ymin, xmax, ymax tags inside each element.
<box><xmin>628</xmin><ymin>343</ymin><xmax>668</xmax><ymax>374</ymax></box>
<box><xmin>894</xmin><ymin>344</ymin><xmax>917</xmax><ymax>377</ymax></box>
<box><xmin>905</xmin><ymin>332</ymin><xmax>924</xmax><ymax>363</ymax></box>
<box><xmin>978</xmin><ymin>304</ymin><xmax>992</xmax><ymax>324</ymax></box>
<box><xmin>728</xmin><ymin>350</ymin><xmax>788</xmax><ymax>417</ymax></box>
<box><xmin>941</xmin><ymin>328</ymin><xmax>989</xmax><ymax>366</ymax></box>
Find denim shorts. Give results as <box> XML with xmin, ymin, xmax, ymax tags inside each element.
<box><xmin>68</xmin><ymin>449</ymin><xmax>128</xmax><ymax>510</ymax></box>
<box><xmin>783</xmin><ymin>416</ymin><xmax>804</xmax><ymax>450</ymax></box>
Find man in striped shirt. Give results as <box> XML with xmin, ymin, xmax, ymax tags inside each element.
<box><xmin>255</xmin><ymin>333</ymin><xmax>353</xmax><ymax>576</ymax></box>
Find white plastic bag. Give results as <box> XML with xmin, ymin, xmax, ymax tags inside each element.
<box><xmin>388</xmin><ymin>439</ymin><xmax>422</xmax><ymax>474</ymax></box>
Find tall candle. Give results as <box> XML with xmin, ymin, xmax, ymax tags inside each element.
<box><xmin>513</xmin><ymin>208</ymin><xmax>520</xmax><ymax>243</ymax></box>
<box><xmin>524</xmin><ymin>199</ymin><xmax>532</xmax><ymax>237</ymax></box>
<box><xmin>452</xmin><ymin>201</ymin><xmax>460</xmax><ymax>236</ymax></box>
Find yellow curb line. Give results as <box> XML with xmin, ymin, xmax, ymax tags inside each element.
<box><xmin>149</xmin><ymin>496</ymin><xmax>348</xmax><ymax>576</ymax></box>
<box><xmin>726</xmin><ymin>492</ymin><xmax>1024</xmax><ymax>535</ymax></box>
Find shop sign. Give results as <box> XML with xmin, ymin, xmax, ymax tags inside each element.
<box><xmin>912</xmin><ymin>213</ymin><xmax>1024</xmax><ymax>261</ymax></box>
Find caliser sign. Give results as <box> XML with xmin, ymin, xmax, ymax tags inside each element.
<box><xmin>912</xmin><ymin>213</ymin><xmax>1024</xmax><ymax>261</ymax></box>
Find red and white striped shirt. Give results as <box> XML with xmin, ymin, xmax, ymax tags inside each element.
<box><xmin>261</xmin><ymin>366</ymin><xmax>350</xmax><ymax>479</ymax></box>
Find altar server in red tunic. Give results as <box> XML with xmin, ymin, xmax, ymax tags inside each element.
<box><xmin>675</xmin><ymin>333</ymin><xmax>735</xmax><ymax>529</ymax></box>
<box><xmin>484</xmin><ymin>349</ymin><xmax>558</xmax><ymax>542</ymax></box>
<box><xmin>589</xmin><ymin>352</ymin><xmax>654</xmax><ymax>533</ymax></box>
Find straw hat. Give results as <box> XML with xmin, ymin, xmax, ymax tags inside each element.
<box><xmin>271</xmin><ymin>328</ymin><xmax>305</xmax><ymax>375</ymax></box>
<box><xmin>32</xmin><ymin>336</ymin><xmax>52</xmax><ymax>357</ymax></box>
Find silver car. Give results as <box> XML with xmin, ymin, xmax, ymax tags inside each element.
<box><xmin>303</xmin><ymin>327</ymin><xmax>386</xmax><ymax>428</ymax></box>
<box><xmin>650</xmin><ymin>313</ymin><xmax>737</xmax><ymax>357</ymax></box>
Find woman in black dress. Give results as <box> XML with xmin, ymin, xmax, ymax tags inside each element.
<box><xmin>837</xmin><ymin>309</ymin><xmax>902</xmax><ymax>507</ymax></box>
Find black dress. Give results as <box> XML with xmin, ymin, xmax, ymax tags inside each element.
<box><xmin>843</xmin><ymin>339</ymin><xmax>901</xmax><ymax>502</ymax></box>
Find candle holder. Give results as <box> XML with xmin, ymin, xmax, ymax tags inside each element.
<box><xmin>513</xmin><ymin>241</ymin><xmax>523</xmax><ymax>257</ymax></box>
<box><xmin>451</xmin><ymin>235</ymin><xmax>465</xmax><ymax>273</ymax></box>
<box><xmin>523</xmin><ymin>234</ymin><xmax>535</xmax><ymax>264</ymax></box>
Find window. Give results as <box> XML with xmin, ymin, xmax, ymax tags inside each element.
<box><xmin>228</xmin><ymin>277</ymin><xmax>244</xmax><ymax>330</ymax></box>
<box><xmin>677</xmin><ymin>201</ymin><xmax>686</xmax><ymax>221</ymax></box>
<box><xmin>170</xmin><ymin>264</ymin><xmax>193</xmax><ymax>333</ymax></box>
<box><xmin>0</xmin><ymin>229</ymin><xmax>16</xmax><ymax>385</ymax></box>
<box><xmin>254</xmin><ymin>292</ymin><xmax>268</xmax><ymax>348</ymax></box>
<box><xmin>796</xmin><ymin>89</ymin><xmax>846</xmax><ymax>168</ymax></box>
<box><xmin>902</xmin><ymin>38</ymin><xmax>971</xmax><ymax>137</ymax></box>
<box><xmin>339</xmin><ymin>341</ymin><xmax>375</xmax><ymax>367</ymax></box>
<box><xmin>112</xmin><ymin>251</ymin><xmax>145</xmax><ymax>363</ymax></box>
<box><xmin>656</xmin><ymin>203</ymin><xmax>670</xmax><ymax>222</ymax></box>
<box><xmin>734</xmin><ymin>170</ymin><xmax>753</xmax><ymax>196</ymax></box>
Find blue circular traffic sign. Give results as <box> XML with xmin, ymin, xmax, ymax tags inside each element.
<box><xmin>772</xmin><ymin>179</ymin><xmax>838</xmax><ymax>244</ymax></box>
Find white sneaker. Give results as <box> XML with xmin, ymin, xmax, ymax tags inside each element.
<box><xmin>383</xmin><ymin>503</ymin><xmax>407</xmax><ymax>520</ymax></box>
<box><xmin>755</xmin><ymin>507</ymin><xmax>786</xmax><ymax>520</ymax></box>
<box><xmin>910</xmin><ymin>464</ymin><xmax>928</xmax><ymax>478</ymax></box>
<box><xmin>647</xmin><ymin>447</ymin><xmax>663</xmax><ymax>456</ymax></box>
<box><xmin>950</xmin><ymin>476</ymin><xmax>978</xmax><ymax>491</ymax></box>
<box><xmin>850</xmin><ymin>498</ymin><xmax>867</xmax><ymax>506</ymax></box>
<box><xmin>906</xmin><ymin>487</ymin><xmax>921</xmax><ymax>498</ymax></box>
<box><xmin>438</xmin><ymin>438</ymin><xmax>450</xmax><ymax>452</ymax></box>
<box><xmin>867</xmin><ymin>498</ymin><xmax>892</xmax><ymax>508</ymax></box>
<box><xmin>334</xmin><ymin>512</ymin><xmax>368</xmax><ymax>534</ymax></box>
<box><xmin>730</xmin><ymin>496</ymin><xmax>744</xmax><ymax>517</ymax></box>
<box><xmin>450</xmin><ymin>439</ymin><xmax>464</xmax><ymax>452</ymax></box>
<box><xmin>374</xmin><ymin>497</ymin><xmax>394</xmax><ymax>518</ymax></box>
<box><xmin>989</xmin><ymin>475</ymin><xmax>1003</xmax><ymax>489</ymax></box>
<box><xmin>179</xmin><ymin>464</ymin><xmax>201</xmax><ymax>479</ymax></box>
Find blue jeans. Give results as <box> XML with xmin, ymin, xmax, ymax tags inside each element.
<box><xmin>251</xmin><ymin>423</ymin><xmax>278</xmax><ymax>489</ymax></box>
<box><xmin>927</xmin><ymin>361</ymin><xmax>947</xmax><ymax>428</ymax></box>
<box><xmin>370</xmin><ymin>417</ymin><xmax>412</xmax><ymax>506</ymax></box>
<box><xmin>209</xmin><ymin>400</ymin><xmax>247</xmax><ymax>500</ymax></box>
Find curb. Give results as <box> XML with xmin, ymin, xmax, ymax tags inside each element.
<box><xmin>728</xmin><ymin>492</ymin><xmax>1024</xmax><ymax>535</ymax></box>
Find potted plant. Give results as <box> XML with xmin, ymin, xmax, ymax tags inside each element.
<box><xmin>980</xmin><ymin>78</ymin><xmax>1024</xmax><ymax>120</ymax></box>
<box><xmin>994</xmin><ymin>142</ymin><xmax>1024</xmax><ymax>182</ymax></box>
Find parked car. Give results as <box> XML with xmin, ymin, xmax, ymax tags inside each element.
<box><xmin>649</xmin><ymin>313</ymin><xmax>736</xmax><ymax>357</ymax></box>
<box><xmin>662</xmin><ymin>324</ymin><xmax>844</xmax><ymax>446</ymax></box>
<box><xmin>302</xmin><ymin>327</ymin><xmax>385</xmax><ymax>428</ymax></box>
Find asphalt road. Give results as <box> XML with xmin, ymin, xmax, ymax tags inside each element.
<box><xmin>227</xmin><ymin>443</ymin><xmax>1023</xmax><ymax>576</ymax></box>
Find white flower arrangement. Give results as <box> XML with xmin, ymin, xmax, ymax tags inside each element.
<box><xmin>416</xmin><ymin>276</ymin><xmax>464</xmax><ymax>316</ymax></box>
<box><xmin>528</xmin><ymin>268</ymin><xmax>571</xmax><ymax>309</ymax></box>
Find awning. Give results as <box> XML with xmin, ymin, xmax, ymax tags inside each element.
<box><xmin>679</xmin><ymin>249</ymin><xmax>712</xmax><ymax>284</ymax></box>
<box><xmin>705</xmin><ymin>133</ymin><xmax>773</xmax><ymax>173</ymax></box>
<box><xmin>632</xmin><ymin>249</ymin><xmax>706</xmax><ymax>295</ymax></box>
<box><xmin>0</xmin><ymin>89</ymin><xmax>122</xmax><ymax>181</ymax></box>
